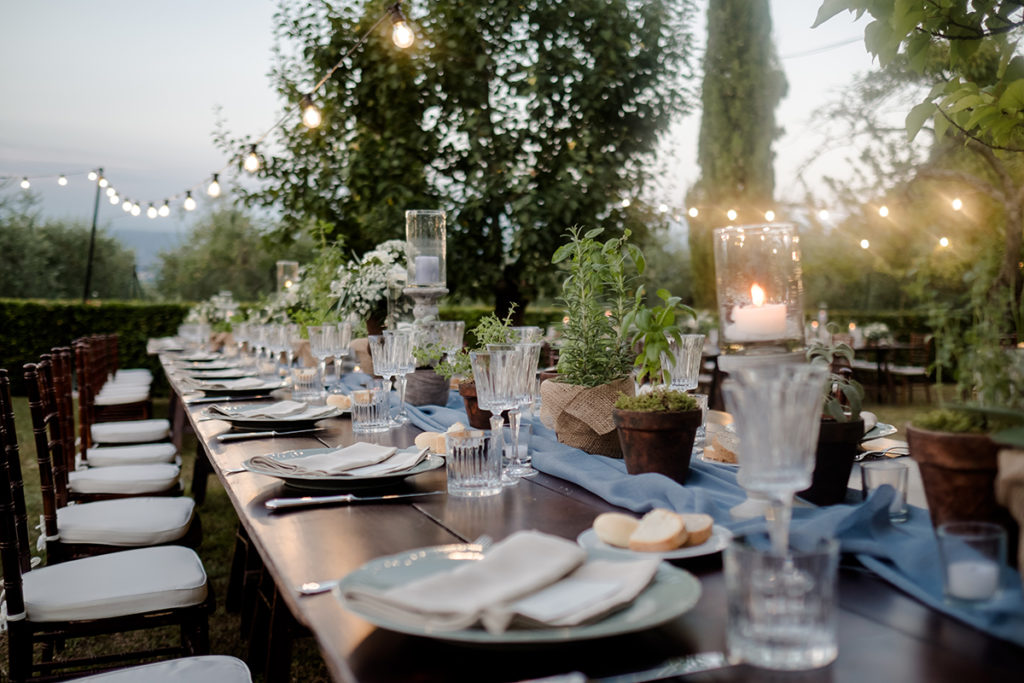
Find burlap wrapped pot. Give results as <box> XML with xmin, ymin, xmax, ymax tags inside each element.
<box><xmin>540</xmin><ymin>376</ymin><xmax>634</xmax><ymax>458</ymax></box>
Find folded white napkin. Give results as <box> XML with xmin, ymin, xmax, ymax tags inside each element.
<box><xmin>189</xmin><ymin>368</ymin><xmax>253</xmax><ymax>379</ymax></box>
<box><xmin>341</xmin><ymin>530</ymin><xmax>660</xmax><ymax>634</ymax></box>
<box><xmin>248</xmin><ymin>442</ymin><xmax>397</xmax><ymax>476</ymax></box>
<box><xmin>210</xmin><ymin>400</ymin><xmax>309</xmax><ymax>419</ymax></box>
<box><xmin>340</xmin><ymin>447</ymin><xmax>428</xmax><ymax>477</ymax></box>
<box><xmin>862</xmin><ymin>410</ymin><xmax>879</xmax><ymax>434</ymax></box>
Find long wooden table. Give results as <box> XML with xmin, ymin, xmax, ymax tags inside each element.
<box><xmin>174</xmin><ymin>381</ymin><xmax>1024</xmax><ymax>682</ymax></box>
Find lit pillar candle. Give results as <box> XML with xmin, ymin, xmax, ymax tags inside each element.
<box><xmin>728</xmin><ymin>283</ymin><xmax>787</xmax><ymax>340</ymax></box>
<box><xmin>414</xmin><ymin>255</ymin><xmax>441</xmax><ymax>285</ymax></box>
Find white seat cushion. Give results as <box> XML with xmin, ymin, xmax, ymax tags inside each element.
<box><xmin>87</xmin><ymin>443</ymin><xmax>178</xmax><ymax>467</ymax></box>
<box><xmin>95</xmin><ymin>389</ymin><xmax>150</xmax><ymax>406</ymax></box>
<box><xmin>69</xmin><ymin>464</ymin><xmax>180</xmax><ymax>495</ymax></box>
<box><xmin>74</xmin><ymin>656</ymin><xmax>252</xmax><ymax>682</ymax></box>
<box><xmin>91</xmin><ymin>419</ymin><xmax>170</xmax><ymax>444</ymax></box>
<box><xmin>58</xmin><ymin>497</ymin><xmax>195</xmax><ymax>546</ymax></box>
<box><xmin>22</xmin><ymin>545</ymin><xmax>207</xmax><ymax>622</ymax></box>
<box><xmin>114</xmin><ymin>368</ymin><xmax>153</xmax><ymax>382</ymax></box>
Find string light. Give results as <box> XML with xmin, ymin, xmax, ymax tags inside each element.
<box><xmin>951</xmin><ymin>197</ymin><xmax>963</xmax><ymax>211</ymax></box>
<box><xmin>98</xmin><ymin>176</ymin><xmax>109</xmax><ymax>188</ymax></box>
<box><xmin>687</xmin><ymin>207</ymin><xmax>699</xmax><ymax>218</ymax></box>
<box><xmin>105</xmin><ymin>187</ymin><xmax>116</xmax><ymax>198</ymax></box>
<box><xmin>130</xmin><ymin>203</ymin><xmax>141</xmax><ymax>217</ymax></box>
<box><xmin>122</xmin><ymin>198</ymin><xmax>132</xmax><ymax>212</ymax></box>
<box><xmin>726</xmin><ymin>209</ymin><xmax>738</xmax><ymax>221</ymax></box>
<box><xmin>388</xmin><ymin>2</ymin><xmax>415</xmax><ymax>48</ymax></box>
<box><xmin>764</xmin><ymin>210</ymin><xmax>776</xmax><ymax>222</ymax></box>
<box><xmin>243</xmin><ymin>145</ymin><xmax>261</xmax><ymax>173</ymax></box>
<box><xmin>301</xmin><ymin>96</ymin><xmax>323</xmax><ymax>129</ymax></box>
<box><xmin>158</xmin><ymin>200</ymin><xmax>171</xmax><ymax>217</ymax></box>
<box><xmin>20</xmin><ymin>178</ymin><xmax>30</xmax><ymax>189</ymax></box>
<box><xmin>620</xmin><ymin>198</ymin><xmax>631</xmax><ymax>208</ymax></box>
<box><xmin>146</xmin><ymin>203</ymin><xmax>158</xmax><ymax>219</ymax></box>
<box><xmin>657</xmin><ymin>203</ymin><xmax>668</xmax><ymax>214</ymax></box>
<box><xmin>183</xmin><ymin>191</ymin><xmax>196</xmax><ymax>211</ymax></box>
<box><xmin>878</xmin><ymin>205</ymin><xmax>889</xmax><ymax>218</ymax></box>
<box><xmin>207</xmin><ymin>173</ymin><xmax>221</xmax><ymax>198</ymax></box>
<box><xmin>87</xmin><ymin>170</ymin><xmax>98</xmax><ymax>181</ymax></box>
<box><xmin>818</xmin><ymin>209</ymin><xmax>830</xmax><ymax>221</ymax></box>
<box><xmin>57</xmin><ymin>175</ymin><xmax>67</xmax><ymax>186</ymax></box>
<box><xmin>860</xmin><ymin>239</ymin><xmax>870</xmax><ymax>249</ymax></box>
<box><xmin>939</xmin><ymin>236</ymin><xmax>950</xmax><ymax>248</ymax></box>
<box><xmin>108</xmin><ymin>193</ymin><xmax>119</xmax><ymax>205</ymax></box>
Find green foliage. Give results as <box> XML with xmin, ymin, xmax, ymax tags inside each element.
<box><xmin>614</xmin><ymin>388</ymin><xmax>697</xmax><ymax>412</ymax></box>
<box><xmin>687</xmin><ymin>0</ymin><xmax>787</xmax><ymax>307</ymax></box>
<box><xmin>552</xmin><ymin>227</ymin><xmax>643</xmax><ymax>387</ymax></box>
<box><xmin>0</xmin><ymin>190</ymin><xmax>138</xmax><ymax>300</ymax></box>
<box><xmin>154</xmin><ymin>206</ymin><xmax>315</xmax><ymax>302</ymax></box>
<box><xmin>285</xmin><ymin>244</ymin><xmax>348</xmax><ymax>326</ymax></box>
<box><xmin>434</xmin><ymin>306</ymin><xmax>517</xmax><ymax>382</ymax></box>
<box><xmin>0</xmin><ymin>298</ymin><xmax>188</xmax><ymax>395</ymax></box>
<box><xmin>225</xmin><ymin>0</ymin><xmax>696</xmax><ymax>314</ymax></box>
<box><xmin>623</xmin><ymin>289</ymin><xmax>696</xmax><ymax>385</ymax></box>
<box><xmin>912</xmin><ymin>408</ymin><xmax>989</xmax><ymax>434</ymax></box>
<box><xmin>806</xmin><ymin>323</ymin><xmax>864</xmax><ymax>422</ymax></box>
<box><xmin>814</xmin><ymin>1</ymin><xmax>1024</xmax><ymax>150</ymax></box>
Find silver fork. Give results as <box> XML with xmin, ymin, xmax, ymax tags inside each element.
<box><xmin>855</xmin><ymin>445</ymin><xmax>909</xmax><ymax>462</ymax></box>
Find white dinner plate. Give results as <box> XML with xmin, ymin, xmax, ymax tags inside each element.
<box><xmin>334</xmin><ymin>543</ymin><xmax>701</xmax><ymax>644</ymax></box>
<box><xmin>212</xmin><ymin>406</ymin><xmax>344</xmax><ymax>430</ymax></box>
<box><xmin>862</xmin><ymin>422</ymin><xmax>897</xmax><ymax>442</ymax></box>
<box><xmin>576</xmin><ymin>525</ymin><xmax>733</xmax><ymax>560</ymax></box>
<box><xmin>243</xmin><ymin>447</ymin><xmax>445</xmax><ymax>491</ymax></box>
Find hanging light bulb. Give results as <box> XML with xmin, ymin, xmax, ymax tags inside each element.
<box><xmin>388</xmin><ymin>3</ymin><xmax>415</xmax><ymax>48</ymax></box>
<box><xmin>818</xmin><ymin>209</ymin><xmax>830</xmax><ymax>221</ymax></box>
<box><xmin>207</xmin><ymin>173</ymin><xmax>221</xmax><ymax>197</ymax></box>
<box><xmin>657</xmin><ymin>203</ymin><xmax>668</xmax><ymax>214</ymax></box>
<box><xmin>878</xmin><ymin>205</ymin><xmax>889</xmax><ymax>218</ymax></box>
<box><xmin>860</xmin><ymin>239</ymin><xmax>870</xmax><ymax>249</ymax></box>
<box><xmin>158</xmin><ymin>200</ymin><xmax>170</xmax><ymax>217</ymax></box>
<box><xmin>122</xmin><ymin>198</ymin><xmax>132</xmax><ymax>212</ymax></box>
<box><xmin>130</xmin><ymin>203</ymin><xmax>141</xmax><ymax>217</ymax></box>
<box><xmin>109</xmin><ymin>193</ymin><xmax>120</xmax><ymax>205</ymax></box>
<box><xmin>726</xmin><ymin>208</ymin><xmax>738</xmax><ymax>221</ymax></box>
<box><xmin>19</xmin><ymin>177</ymin><xmax>30</xmax><ymax>189</ymax></box>
<box><xmin>939</xmin><ymin>236</ymin><xmax>950</xmax><ymax>248</ymax></box>
<box><xmin>301</xmin><ymin>96</ymin><xmax>322</xmax><ymax>128</ymax></box>
<box><xmin>764</xmin><ymin>210</ymin><xmax>776</xmax><ymax>222</ymax></box>
<box><xmin>183</xmin><ymin>191</ymin><xmax>197</xmax><ymax>211</ymax></box>
<box><xmin>620</xmin><ymin>198</ymin><xmax>631</xmax><ymax>208</ymax></box>
<box><xmin>687</xmin><ymin>207</ymin><xmax>699</xmax><ymax>218</ymax></box>
<box><xmin>58</xmin><ymin>175</ymin><xmax>68</xmax><ymax>186</ymax></box>
<box><xmin>243</xmin><ymin>144</ymin><xmax>261</xmax><ymax>173</ymax></box>
<box><xmin>146</xmin><ymin>203</ymin><xmax>158</xmax><ymax>219</ymax></box>
<box><xmin>98</xmin><ymin>176</ymin><xmax>109</xmax><ymax>188</ymax></box>
<box><xmin>951</xmin><ymin>197</ymin><xmax>963</xmax><ymax>211</ymax></box>
<box><xmin>88</xmin><ymin>170</ymin><xmax>98</xmax><ymax>181</ymax></box>
<box><xmin>105</xmin><ymin>187</ymin><xmax>116</xmax><ymax>197</ymax></box>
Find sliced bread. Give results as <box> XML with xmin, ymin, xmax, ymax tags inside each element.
<box><xmin>628</xmin><ymin>509</ymin><xmax>688</xmax><ymax>552</ymax></box>
<box><xmin>678</xmin><ymin>513</ymin><xmax>714</xmax><ymax>547</ymax></box>
<box><xmin>593</xmin><ymin>512</ymin><xmax>639</xmax><ymax>548</ymax></box>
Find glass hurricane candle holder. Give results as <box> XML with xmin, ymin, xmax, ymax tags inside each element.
<box><xmin>276</xmin><ymin>260</ymin><xmax>299</xmax><ymax>292</ymax></box>
<box><xmin>405</xmin><ymin>210</ymin><xmax>446</xmax><ymax>288</ymax></box>
<box><xmin>714</xmin><ymin>224</ymin><xmax>805</xmax><ymax>361</ymax></box>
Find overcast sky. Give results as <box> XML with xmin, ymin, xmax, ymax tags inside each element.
<box><xmin>0</xmin><ymin>1</ymin><xmax>875</xmax><ymax>241</ymax></box>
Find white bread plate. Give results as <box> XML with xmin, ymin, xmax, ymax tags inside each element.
<box><xmin>576</xmin><ymin>524</ymin><xmax>732</xmax><ymax>560</ymax></box>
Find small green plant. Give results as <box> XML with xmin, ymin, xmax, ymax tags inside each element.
<box><xmin>434</xmin><ymin>305</ymin><xmax>517</xmax><ymax>382</ymax></box>
<box><xmin>623</xmin><ymin>288</ymin><xmax>695</xmax><ymax>385</ymax></box>
<box><xmin>912</xmin><ymin>408</ymin><xmax>988</xmax><ymax>434</ymax></box>
<box><xmin>412</xmin><ymin>340</ymin><xmax>445</xmax><ymax>369</ymax></box>
<box><xmin>614</xmin><ymin>388</ymin><xmax>697</xmax><ymax>412</ymax></box>
<box><xmin>806</xmin><ymin>323</ymin><xmax>863</xmax><ymax>423</ymax></box>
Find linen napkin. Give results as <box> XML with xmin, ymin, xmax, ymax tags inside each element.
<box><xmin>861</xmin><ymin>410</ymin><xmax>879</xmax><ymax>434</ymax></box>
<box><xmin>188</xmin><ymin>368</ymin><xmax>252</xmax><ymax>379</ymax></box>
<box><xmin>209</xmin><ymin>400</ymin><xmax>309</xmax><ymax>419</ymax></box>
<box><xmin>194</xmin><ymin>377</ymin><xmax>267</xmax><ymax>390</ymax></box>
<box><xmin>248</xmin><ymin>442</ymin><xmax>396</xmax><ymax>476</ymax></box>
<box><xmin>339</xmin><ymin>447</ymin><xmax>429</xmax><ymax>477</ymax></box>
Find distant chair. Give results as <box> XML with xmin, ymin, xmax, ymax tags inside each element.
<box><xmin>889</xmin><ymin>333</ymin><xmax>933</xmax><ymax>403</ymax></box>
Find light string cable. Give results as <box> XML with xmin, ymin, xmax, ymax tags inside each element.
<box><xmin>0</xmin><ymin>1</ymin><xmax>412</xmax><ymax>214</ymax></box>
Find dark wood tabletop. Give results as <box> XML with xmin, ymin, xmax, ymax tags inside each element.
<box><xmin>172</xmin><ymin>371</ymin><xmax>1024</xmax><ymax>683</ymax></box>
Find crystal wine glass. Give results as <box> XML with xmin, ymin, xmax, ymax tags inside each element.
<box><xmin>307</xmin><ymin>325</ymin><xmax>337</xmax><ymax>393</ymax></box>
<box><xmin>367</xmin><ymin>334</ymin><xmax>398</xmax><ymax>426</ymax></box>
<box><xmin>435</xmin><ymin>321</ymin><xmax>465</xmax><ymax>362</ymax></box>
<box><xmin>471</xmin><ymin>349</ymin><xmax>523</xmax><ymax>486</ymax></box>
<box><xmin>722</xmin><ymin>363</ymin><xmax>827</xmax><ymax>555</ymax></box>
<box><xmin>333</xmin><ymin>320</ymin><xmax>353</xmax><ymax>383</ymax></box>
<box><xmin>389</xmin><ymin>329</ymin><xmax>415</xmax><ymax>424</ymax></box>
<box><xmin>489</xmin><ymin>342</ymin><xmax>542</xmax><ymax>477</ymax></box>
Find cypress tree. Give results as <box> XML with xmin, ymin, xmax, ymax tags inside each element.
<box><xmin>687</xmin><ymin>0</ymin><xmax>787</xmax><ymax>308</ymax></box>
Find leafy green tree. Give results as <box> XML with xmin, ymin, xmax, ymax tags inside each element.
<box><xmin>223</xmin><ymin>0</ymin><xmax>696</xmax><ymax>316</ymax></box>
<box><xmin>0</xmin><ymin>188</ymin><xmax>138</xmax><ymax>300</ymax></box>
<box><xmin>154</xmin><ymin>205</ymin><xmax>316</xmax><ymax>302</ymax></box>
<box><xmin>685</xmin><ymin>0</ymin><xmax>787</xmax><ymax>308</ymax></box>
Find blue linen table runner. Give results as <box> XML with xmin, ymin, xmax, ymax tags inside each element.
<box><xmin>402</xmin><ymin>394</ymin><xmax>1024</xmax><ymax>648</ymax></box>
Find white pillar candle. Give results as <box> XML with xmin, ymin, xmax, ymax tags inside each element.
<box><xmin>727</xmin><ymin>284</ymin><xmax>787</xmax><ymax>340</ymax></box>
<box><xmin>414</xmin><ymin>255</ymin><xmax>440</xmax><ymax>285</ymax></box>
<box><xmin>947</xmin><ymin>559</ymin><xmax>999</xmax><ymax>600</ymax></box>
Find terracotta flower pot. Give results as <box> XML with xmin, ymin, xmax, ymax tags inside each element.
<box><xmin>799</xmin><ymin>418</ymin><xmax>864</xmax><ymax>506</ymax></box>
<box><xmin>405</xmin><ymin>368</ymin><xmax>450</xmax><ymax>406</ymax></box>
<box><xmin>457</xmin><ymin>381</ymin><xmax>493</xmax><ymax>429</ymax></box>
<box><xmin>613</xmin><ymin>408</ymin><xmax>702</xmax><ymax>484</ymax></box>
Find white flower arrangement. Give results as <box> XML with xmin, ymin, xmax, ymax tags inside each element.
<box><xmin>862</xmin><ymin>322</ymin><xmax>892</xmax><ymax>344</ymax></box>
<box><xmin>331</xmin><ymin>239</ymin><xmax>408</xmax><ymax>320</ymax></box>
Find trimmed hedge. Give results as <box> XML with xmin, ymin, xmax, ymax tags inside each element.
<box><xmin>0</xmin><ymin>299</ymin><xmax>189</xmax><ymax>394</ymax></box>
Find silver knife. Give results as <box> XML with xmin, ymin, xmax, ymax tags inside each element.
<box><xmin>185</xmin><ymin>394</ymin><xmax>274</xmax><ymax>405</ymax></box>
<box><xmin>218</xmin><ymin>427</ymin><xmax>325</xmax><ymax>442</ymax></box>
<box><xmin>265</xmin><ymin>490</ymin><xmax>443</xmax><ymax>511</ymax></box>
<box><xmin>519</xmin><ymin>652</ymin><xmax>730</xmax><ymax>683</ymax></box>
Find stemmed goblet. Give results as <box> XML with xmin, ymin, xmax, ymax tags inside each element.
<box><xmin>435</xmin><ymin>321</ymin><xmax>465</xmax><ymax>362</ymax></box>
<box><xmin>471</xmin><ymin>349</ymin><xmax>524</xmax><ymax>486</ymax></box>
<box><xmin>721</xmin><ymin>363</ymin><xmax>827</xmax><ymax>555</ymax></box>
<box><xmin>488</xmin><ymin>342</ymin><xmax>542</xmax><ymax>477</ymax></box>
<box><xmin>307</xmin><ymin>325</ymin><xmax>338</xmax><ymax>392</ymax></box>
<box><xmin>391</xmin><ymin>330</ymin><xmax>416</xmax><ymax>424</ymax></box>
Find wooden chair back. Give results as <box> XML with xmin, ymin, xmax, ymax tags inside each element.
<box><xmin>0</xmin><ymin>369</ymin><xmax>32</xmax><ymax>614</ymax></box>
<box><xmin>25</xmin><ymin>361</ymin><xmax>70</xmax><ymax>561</ymax></box>
<box><xmin>907</xmin><ymin>332</ymin><xmax>931</xmax><ymax>367</ymax></box>
<box><xmin>73</xmin><ymin>338</ymin><xmax>98</xmax><ymax>453</ymax></box>
<box><xmin>50</xmin><ymin>346</ymin><xmax>77</xmax><ymax>468</ymax></box>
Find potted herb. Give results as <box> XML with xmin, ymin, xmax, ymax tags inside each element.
<box><xmin>541</xmin><ymin>227</ymin><xmax>694</xmax><ymax>457</ymax></box>
<box><xmin>434</xmin><ymin>308</ymin><xmax>516</xmax><ymax>428</ymax></box>
<box><xmin>802</xmin><ymin>324</ymin><xmax>866</xmax><ymax>505</ymax></box>
<box><xmin>405</xmin><ymin>337</ymin><xmax>450</xmax><ymax>407</ymax></box>
<box><xmin>612</xmin><ymin>389</ymin><xmax>700</xmax><ymax>484</ymax></box>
